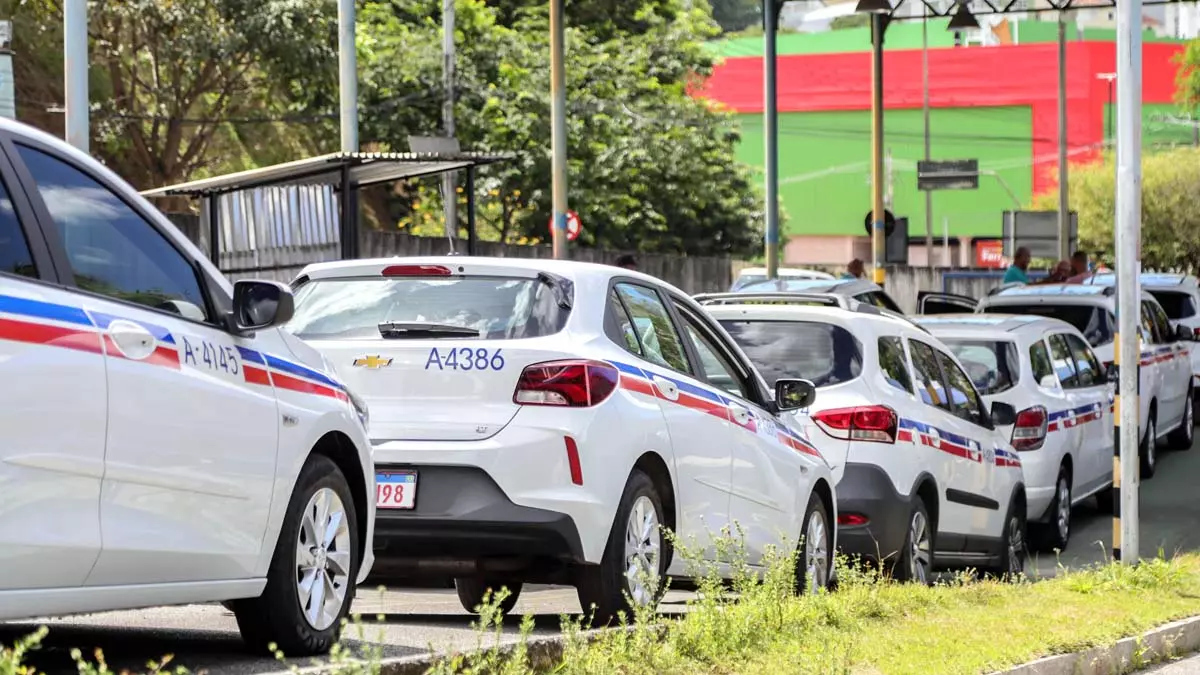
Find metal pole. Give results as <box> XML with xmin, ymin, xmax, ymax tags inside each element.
<box><xmin>337</xmin><ymin>0</ymin><xmax>358</xmax><ymax>153</ymax></box>
<box><xmin>764</xmin><ymin>0</ymin><xmax>780</xmax><ymax>280</ymax></box>
<box><xmin>0</xmin><ymin>21</ymin><xmax>14</xmax><ymax>120</ymax></box>
<box><xmin>64</xmin><ymin>0</ymin><xmax>88</xmax><ymax>152</ymax></box>
<box><xmin>1057</xmin><ymin>11</ymin><xmax>1070</xmax><ymax>261</ymax></box>
<box><xmin>466</xmin><ymin>166</ymin><xmax>477</xmax><ymax>255</ymax></box>
<box><xmin>442</xmin><ymin>0</ymin><xmax>458</xmax><ymax>239</ymax></box>
<box><xmin>207</xmin><ymin>194</ymin><xmax>220</xmax><ymax>268</ymax></box>
<box><xmin>1114</xmin><ymin>0</ymin><xmax>1142</xmax><ymax>565</ymax></box>
<box><xmin>922</xmin><ymin>11</ymin><xmax>933</xmax><ymax>268</ymax></box>
<box><xmin>870</xmin><ymin>14</ymin><xmax>886</xmax><ymax>286</ymax></box>
<box><xmin>549</xmin><ymin>0</ymin><xmax>569</xmax><ymax>260</ymax></box>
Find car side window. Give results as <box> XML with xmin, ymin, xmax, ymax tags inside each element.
<box><xmin>908</xmin><ymin>339</ymin><xmax>950</xmax><ymax>410</ymax></box>
<box><xmin>1150</xmin><ymin>302</ymin><xmax>1174</xmax><ymax>342</ymax></box>
<box><xmin>15</xmin><ymin>145</ymin><xmax>210</xmax><ymax>321</ymax></box>
<box><xmin>1047</xmin><ymin>333</ymin><xmax>1079</xmax><ymax>388</ymax></box>
<box><xmin>678</xmin><ymin>312</ymin><xmax>752</xmax><ymax>400</ymax></box>
<box><xmin>1141</xmin><ymin>302</ymin><xmax>1162</xmax><ymax>344</ymax></box>
<box><xmin>1030</xmin><ymin>339</ymin><xmax>1056</xmax><ymax>386</ymax></box>
<box><xmin>607</xmin><ymin>288</ymin><xmax>642</xmax><ymax>356</ymax></box>
<box><xmin>877</xmin><ymin>336</ymin><xmax>913</xmax><ymax>393</ymax></box>
<box><xmin>614</xmin><ymin>283</ymin><xmax>690</xmax><ymax>373</ymax></box>
<box><xmin>1064</xmin><ymin>333</ymin><xmax>1102</xmax><ymax>387</ymax></box>
<box><xmin>936</xmin><ymin>349</ymin><xmax>988</xmax><ymax>427</ymax></box>
<box><xmin>0</xmin><ymin>174</ymin><xmax>36</xmax><ymax>279</ymax></box>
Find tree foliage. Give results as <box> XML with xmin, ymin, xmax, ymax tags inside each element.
<box><xmin>1032</xmin><ymin>148</ymin><xmax>1200</xmax><ymax>271</ymax></box>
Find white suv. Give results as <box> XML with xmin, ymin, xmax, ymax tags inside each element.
<box><xmin>698</xmin><ymin>293</ymin><xmax>1028</xmax><ymax>582</ymax></box>
<box><xmin>0</xmin><ymin>119</ymin><xmax>374</xmax><ymax>655</ymax></box>
<box><xmin>914</xmin><ymin>314</ymin><xmax>1115</xmax><ymax>551</ymax></box>
<box><xmin>921</xmin><ymin>283</ymin><xmax>1195</xmax><ymax>478</ymax></box>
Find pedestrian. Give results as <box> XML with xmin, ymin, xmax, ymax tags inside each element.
<box><xmin>842</xmin><ymin>259</ymin><xmax>864</xmax><ymax>280</ymax></box>
<box><xmin>1045</xmin><ymin>260</ymin><xmax>1072</xmax><ymax>283</ymax></box>
<box><xmin>1003</xmin><ymin>247</ymin><xmax>1032</xmax><ymax>285</ymax></box>
<box><xmin>615</xmin><ymin>254</ymin><xmax>638</xmax><ymax>271</ymax></box>
<box><xmin>1065</xmin><ymin>250</ymin><xmax>1092</xmax><ymax>283</ymax></box>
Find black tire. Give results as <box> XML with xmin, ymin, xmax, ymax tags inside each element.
<box><xmin>454</xmin><ymin>578</ymin><xmax>523</xmax><ymax>615</ymax></box>
<box><xmin>1032</xmin><ymin>466</ymin><xmax>1071</xmax><ymax>553</ymax></box>
<box><xmin>231</xmin><ymin>454</ymin><xmax>361</xmax><ymax>656</ymax></box>
<box><xmin>983</xmin><ymin>497</ymin><xmax>1026</xmax><ymax>580</ymax></box>
<box><xmin>1095</xmin><ymin>485</ymin><xmax>1114</xmax><ymax>514</ymax></box>
<box><xmin>795</xmin><ymin>491</ymin><xmax>832</xmax><ymax>594</ymax></box>
<box><xmin>577</xmin><ymin>470</ymin><xmax>667</xmax><ymax>626</ymax></box>
<box><xmin>1167</xmin><ymin>388</ymin><xmax>1194</xmax><ymax>450</ymax></box>
<box><xmin>1141</xmin><ymin>413</ymin><xmax>1158</xmax><ymax>479</ymax></box>
<box><xmin>891</xmin><ymin>497</ymin><xmax>934</xmax><ymax>584</ymax></box>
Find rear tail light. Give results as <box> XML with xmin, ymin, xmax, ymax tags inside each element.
<box><xmin>1193</xmin><ymin>327</ymin><xmax>1200</xmax><ymax>339</ymax></box>
<box><xmin>1011</xmin><ymin>405</ymin><xmax>1048</xmax><ymax>451</ymax></box>
<box><xmin>513</xmin><ymin>360</ymin><xmax>619</xmax><ymax>407</ymax></box>
<box><xmin>382</xmin><ymin>264</ymin><xmax>452</xmax><ymax>277</ymax></box>
<box><xmin>812</xmin><ymin>405</ymin><xmax>897</xmax><ymax>443</ymax></box>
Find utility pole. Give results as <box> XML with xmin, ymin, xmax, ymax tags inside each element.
<box><xmin>1056</xmin><ymin>11</ymin><xmax>1070</xmax><ymax>261</ymax></box>
<box><xmin>442</xmin><ymin>0</ymin><xmax>458</xmax><ymax>239</ymax></box>
<box><xmin>870</xmin><ymin>13</ymin><xmax>886</xmax><ymax>287</ymax></box>
<box><xmin>549</xmin><ymin>0</ymin><xmax>569</xmax><ymax>260</ymax></box>
<box><xmin>885</xmin><ymin>147</ymin><xmax>894</xmax><ymax>210</ymax></box>
<box><xmin>0</xmin><ymin>21</ymin><xmax>14</xmax><ymax>120</ymax></box>
<box><xmin>922</xmin><ymin>10</ymin><xmax>933</xmax><ymax>268</ymax></box>
<box><xmin>764</xmin><ymin>0</ymin><xmax>780</xmax><ymax>279</ymax></box>
<box><xmin>64</xmin><ymin>0</ymin><xmax>88</xmax><ymax>152</ymax></box>
<box><xmin>338</xmin><ymin>0</ymin><xmax>358</xmax><ymax>153</ymax></box>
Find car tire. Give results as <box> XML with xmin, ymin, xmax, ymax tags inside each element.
<box><xmin>892</xmin><ymin>497</ymin><xmax>934</xmax><ymax>585</ymax></box>
<box><xmin>576</xmin><ymin>469</ymin><xmax>667</xmax><ymax>626</ymax></box>
<box><xmin>1167</xmin><ymin>388</ymin><xmax>1194</xmax><ymax>450</ymax></box>
<box><xmin>1141</xmin><ymin>413</ymin><xmax>1158</xmax><ymax>479</ymax></box>
<box><xmin>1032</xmin><ymin>467</ymin><xmax>1071</xmax><ymax>553</ymax></box>
<box><xmin>232</xmin><ymin>454</ymin><xmax>360</xmax><ymax>656</ymax></box>
<box><xmin>983</xmin><ymin>498</ymin><xmax>1026</xmax><ymax>581</ymax></box>
<box><xmin>795</xmin><ymin>491</ymin><xmax>832</xmax><ymax>594</ymax></box>
<box><xmin>455</xmin><ymin>578</ymin><xmax>523</xmax><ymax>615</ymax></box>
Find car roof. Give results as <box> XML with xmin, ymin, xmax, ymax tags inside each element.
<box><xmin>736</xmin><ymin>277</ymin><xmax>881</xmax><ymax>295</ymax></box>
<box><xmin>1084</xmin><ymin>272</ymin><xmax>1200</xmax><ymax>290</ymax></box>
<box><xmin>913</xmin><ymin>314</ymin><xmax>1081</xmax><ymax>341</ymax></box>
<box><xmin>704</xmin><ymin>301</ymin><xmax>919</xmax><ymax>333</ymax></box>
<box><xmin>736</xmin><ymin>267</ymin><xmax>833</xmax><ymax>279</ymax></box>
<box><xmin>700</xmin><ymin>294</ymin><xmax>925</xmax><ymax>333</ymax></box>
<box><xmin>297</xmin><ymin>255</ymin><xmax>662</xmax><ymax>286</ymax></box>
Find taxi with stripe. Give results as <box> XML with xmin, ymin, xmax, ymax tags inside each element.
<box><xmin>696</xmin><ymin>294</ymin><xmax>1029</xmax><ymax>582</ymax></box>
<box><xmin>0</xmin><ymin>119</ymin><xmax>374</xmax><ymax>656</ymax></box>
<box><xmin>285</xmin><ymin>257</ymin><xmax>838</xmax><ymax>622</ymax></box>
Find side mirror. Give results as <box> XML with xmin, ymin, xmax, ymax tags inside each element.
<box><xmin>1176</xmin><ymin>324</ymin><xmax>1194</xmax><ymax>342</ymax></box>
<box><xmin>991</xmin><ymin>401</ymin><xmax>1017</xmax><ymax>427</ymax></box>
<box><xmin>1039</xmin><ymin>374</ymin><xmax>1060</xmax><ymax>389</ymax></box>
<box><xmin>232</xmin><ymin>279</ymin><xmax>295</xmax><ymax>333</ymax></box>
<box><xmin>775</xmin><ymin>378</ymin><xmax>817</xmax><ymax>412</ymax></box>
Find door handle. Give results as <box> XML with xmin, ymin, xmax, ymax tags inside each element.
<box><xmin>729</xmin><ymin>406</ymin><xmax>751</xmax><ymax>425</ymax></box>
<box><xmin>652</xmin><ymin>377</ymin><xmax>679</xmax><ymax>401</ymax></box>
<box><xmin>107</xmin><ymin>320</ymin><xmax>157</xmax><ymax>360</ymax></box>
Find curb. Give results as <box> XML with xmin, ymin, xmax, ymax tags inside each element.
<box><xmin>990</xmin><ymin>615</ymin><xmax>1200</xmax><ymax>675</ymax></box>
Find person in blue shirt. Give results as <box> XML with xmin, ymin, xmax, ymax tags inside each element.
<box><xmin>841</xmin><ymin>258</ymin><xmax>864</xmax><ymax>280</ymax></box>
<box><xmin>1003</xmin><ymin>247</ymin><xmax>1031</xmax><ymax>285</ymax></box>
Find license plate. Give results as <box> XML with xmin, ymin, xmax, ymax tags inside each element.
<box><xmin>375</xmin><ymin>471</ymin><xmax>417</xmax><ymax>510</ymax></box>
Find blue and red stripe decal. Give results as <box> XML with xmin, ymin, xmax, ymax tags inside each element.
<box><xmin>1047</xmin><ymin>401</ymin><xmax>1104</xmax><ymax>432</ymax></box>
<box><xmin>896</xmin><ymin>418</ymin><xmax>1022</xmax><ymax>469</ymax></box>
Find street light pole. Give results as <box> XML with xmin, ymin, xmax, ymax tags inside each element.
<box><xmin>337</xmin><ymin>0</ymin><xmax>358</xmax><ymax>154</ymax></box>
<box><xmin>922</xmin><ymin>10</ymin><xmax>933</xmax><ymax>268</ymax></box>
<box><xmin>64</xmin><ymin>0</ymin><xmax>88</xmax><ymax>152</ymax></box>
<box><xmin>549</xmin><ymin>0</ymin><xmax>569</xmax><ymax>260</ymax></box>
<box><xmin>1056</xmin><ymin>11</ymin><xmax>1070</xmax><ymax>262</ymax></box>
<box><xmin>870</xmin><ymin>13</ymin><xmax>886</xmax><ymax>286</ymax></box>
<box><xmin>764</xmin><ymin>0</ymin><xmax>780</xmax><ymax>280</ymax></box>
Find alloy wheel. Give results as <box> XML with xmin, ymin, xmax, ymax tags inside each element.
<box><xmin>623</xmin><ymin>495</ymin><xmax>661</xmax><ymax>606</ymax></box>
<box><xmin>296</xmin><ymin>487</ymin><xmax>352</xmax><ymax>631</ymax></box>
<box><xmin>909</xmin><ymin>510</ymin><xmax>932</xmax><ymax>583</ymax></box>
<box><xmin>1006</xmin><ymin>514</ymin><xmax>1025</xmax><ymax>575</ymax></box>
<box><xmin>1056</xmin><ymin>475</ymin><xmax>1071</xmax><ymax>544</ymax></box>
<box><xmin>804</xmin><ymin>509</ymin><xmax>829</xmax><ymax>592</ymax></box>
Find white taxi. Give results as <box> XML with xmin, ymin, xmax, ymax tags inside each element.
<box><xmin>914</xmin><ymin>315</ymin><xmax>1115</xmax><ymax>551</ymax></box>
<box><xmin>0</xmin><ymin>119</ymin><xmax>374</xmax><ymax>656</ymax></box>
<box><xmin>286</xmin><ymin>257</ymin><xmax>838</xmax><ymax>623</ymax></box>
<box><xmin>696</xmin><ymin>293</ymin><xmax>1028</xmax><ymax>582</ymax></box>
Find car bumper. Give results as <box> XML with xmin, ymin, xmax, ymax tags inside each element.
<box><xmin>1015</xmin><ymin>450</ymin><xmax>1058</xmax><ymax>521</ymax></box>
<box><xmin>834</xmin><ymin>462</ymin><xmax>911</xmax><ymax>564</ymax></box>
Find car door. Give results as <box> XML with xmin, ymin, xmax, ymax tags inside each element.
<box><xmin>1062</xmin><ymin>332</ymin><xmax>1112</xmax><ymax>495</ymax></box>
<box><xmin>1149</xmin><ymin>299</ymin><xmax>1188</xmax><ymax>428</ymax></box>
<box><xmin>673</xmin><ymin>302</ymin><xmax>813</xmax><ymax>567</ymax></box>
<box><xmin>0</xmin><ymin>150</ymin><xmax>108</xmax><ymax>591</ymax></box>
<box><xmin>917</xmin><ymin>291</ymin><xmax>979</xmax><ymax>315</ymax></box>
<box><xmin>1141</xmin><ymin>300</ymin><xmax>1174</xmax><ymax>432</ymax></box>
<box><xmin>612</xmin><ymin>282</ymin><xmax>732</xmax><ymax>562</ymax></box>
<box><xmin>1044</xmin><ymin>333</ymin><xmax>1088</xmax><ymax>483</ymax></box>
<box><xmin>11</xmin><ymin>140</ymin><xmax>281</xmax><ymax>585</ymax></box>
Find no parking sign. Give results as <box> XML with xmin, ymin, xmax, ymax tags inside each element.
<box><xmin>548</xmin><ymin>211</ymin><xmax>581</xmax><ymax>241</ymax></box>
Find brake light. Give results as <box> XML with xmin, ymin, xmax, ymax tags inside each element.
<box><xmin>1011</xmin><ymin>405</ymin><xmax>1048</xmax><ymax>451</ymax></box>
<box><xmin>1193</xmin><ymin>327</ymin><xmax>1200</xmax><ymax>339</ymax></box>
<box><xmin>513</xmin><ymin>360</ymin><xmax>619</xmax><ymax>407</ymax></box>
<box><xmin>812</xmin><ymin>405</ymin><xmax>897</xmax><ymax>443</ymax></box>
<box><xmin>382</xmin><ymin>264</ymin><xmax>452</xmax><ymax>277</ymax></box>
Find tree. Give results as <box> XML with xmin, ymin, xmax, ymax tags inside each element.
<box><xmin>707</xmin><ymin>0</ymin><xmax>761</xmax><ymax>34</ymax></box>
<box><xmin>1032</xmin><ymin>148</ymin><xmax>1200</xmax><ymax>271</ymax></box>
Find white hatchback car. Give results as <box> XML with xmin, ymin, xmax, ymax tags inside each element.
<box><xmin>285</xmin><ymin>257</ymin><xmax>837</xmax><ymax>623</ymax></box>
<box><xmin>921</xmin><ymin>283</ymin><xmax>1195</xmax><ymax>478</ymax></box>
<box><xmin>695</xmin><ymin>293</ymin><xmax>1028</xmax><ymax>582</ymax></box>
<box><xmin>0</xmin><ymin>119</ymin><xmax>374</xmax><ymax>656</ymax></box>
<box><xmin>914</xmin><ymin>314</ymin><xmax>1115</xmax><ymax>551</ymax></box>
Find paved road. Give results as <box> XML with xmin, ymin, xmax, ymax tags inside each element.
<box><xmin>6</xmin><ymin>440</ymin><xmax>1200</xmax><ymax>674</ymax></box>
<box><xmin>1142</xmin><ymin>652</ymin><xmax>1200</xmax><ymax>674</ymax></box>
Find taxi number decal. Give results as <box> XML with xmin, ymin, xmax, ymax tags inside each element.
<box><xmin>425</xmin><ymin>347</ymin><xmax>505</xmax><ymax>371</ymax></box>
<box><xmin>181</xmin><ymin>335</ymin><xmax>240</xmax><ymax>376</ymax></box>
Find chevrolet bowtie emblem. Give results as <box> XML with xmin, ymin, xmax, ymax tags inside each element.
<box><xmin>353</xmin><ymin>355</ymin><xmax>393</xmax><ymax>369</ymax></box>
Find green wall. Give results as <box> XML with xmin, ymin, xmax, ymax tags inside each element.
<box><xmin>1103</xmin><ymin>102</ymin><xmax>1200</xmax><ymax>146</ymax></box>
<box><xmin>735</xmin><ymin>106</ymin><xmax>1035</xmax><ymax>237</ymax></box>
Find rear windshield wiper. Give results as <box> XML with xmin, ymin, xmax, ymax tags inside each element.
<box><xmin>377</xmin><ymin>322</ymin><xmax>480</xmax><ymax>338</ymax></box>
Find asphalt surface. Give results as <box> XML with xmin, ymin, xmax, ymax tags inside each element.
<box><xmin>1144</xmin><ymin>652</ymin><xmax>1200</xmax><ymax>674</ymax></box>
<box><xmin>6</xmin><ymin>438</ymin><xmax>1200</xmax><ymax>674</ymax></box>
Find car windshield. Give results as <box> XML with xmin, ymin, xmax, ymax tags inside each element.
<box><xmin>941</xmin><ymin>339</ymin><xmax>1020</xmax><ymax>395</ymax></box>
<box><xmin>718</xmin><ymin>319</ymin><xmax>862</xmax><ymax>388</ymax></box>
<box><xmin>287</xmin><ymin>276</ymin><xmax>570</xmax><ymax>340</ymax></box>
<box><xmin>983</xmin><ymin>304</ymin><xmax>1114</xmax><ymax>347</ymax></box>
<box><xmin>1148</xmin><ymin>290</ymin><xmax>1196</xmax><ymax>320</ymax></box>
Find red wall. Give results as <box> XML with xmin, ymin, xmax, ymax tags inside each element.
<box><xmin>699</xmin><ymin>42</ymin><xmax>1184</xmax><ymax>194</ymax></box>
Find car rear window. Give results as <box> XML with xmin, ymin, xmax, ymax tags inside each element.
<box><xmin>718</xmin><ymin>319</ymin><xmax>862</xmax><ymax>388</ymax></box>
<box><xmin>941</xmin><ymin>339</ymin><xmax>1020</xmax><ymax>395</ymax></box>
<box><xmin>287</xmin><ymin>276</ymin><xmax>570</xmax><ymax>340</ymax></box>
<box><xmin>1148</xmin><ymin>290</ymin><xmax>1197</xmax><ymax>319</ymax></box>
<box><xmin>983</xmin><ymin>303</ymin><xmax>1114</xmax><ymax>348</ymax></box>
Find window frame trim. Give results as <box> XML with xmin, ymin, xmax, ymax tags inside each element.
<box><xmin>0</xmin><ymin>135</ymin><xmax>60</xmax><ymax>284</ymax></box>
<box><xmin>608</xmin><ymin>278</ymin><xmax>694</xmax><ymax>377</ymax></box>
<box><xmin>671</xmin><ymin>301</ymin><xmax>762</xmax><ymax>406</ymax></box>
<box><xmin>933</xmin><ymin>345</ymin><xmax>993</xmax><ymax>430</ymax></box>
<box><xmin>1047</xmin><ymin>332</ymin><xmax>1081</xmax><ymax>389</ymax></box>
<box><xmin>877</xmin><ymin>335</ymin><xmax>915</xmax><ymax>394</ymax></box>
